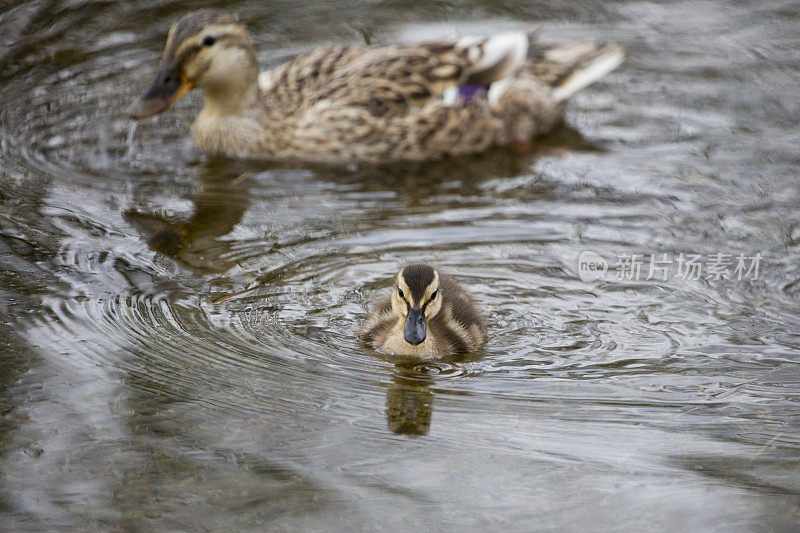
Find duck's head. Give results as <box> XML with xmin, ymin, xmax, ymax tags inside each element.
<box><xmin>392</xmin><ymin>264</ymin><xmax>442</xmax><ymax>346</ymax></box>
<box><xmin>128</xmin><ymin>10</ymin><xmax>258</xmax><ymax>119</ymax></box>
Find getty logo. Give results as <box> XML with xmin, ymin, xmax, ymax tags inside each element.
<box><xmin>577</xmin><ymin>251</ymin><xmax>608</xmax><ymax>282</ymax></box>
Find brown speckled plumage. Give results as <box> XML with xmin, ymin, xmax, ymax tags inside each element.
<box><xmin>131</xmin><ymin>10</ymin><xmax>623</xmax><ymax>163</ymax></box>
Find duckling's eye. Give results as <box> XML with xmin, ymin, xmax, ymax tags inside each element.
<box><xmin>203</xmin><ymin>36</ymin><xmax>216</xmax><ymax>47</ymax></box>
<box><xmin>398</xmin><ymin>288</ymin><xmax>404</xmax><ymax>299</ymax></box>
<box><xmin>430</xmin><ymin>290</ymin><xmax>437</xmax><ymax>300</ymax></box>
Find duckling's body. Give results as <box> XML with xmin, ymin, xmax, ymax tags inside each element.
<box><xmin>130</xmin><ymin>10</ymin><xmax>623</xmax><ymax>163</ymax></box>
<box><xmin>360</xmin><ymin>264</ymin><xmax>486</xmax><ymax>358</ymax></box>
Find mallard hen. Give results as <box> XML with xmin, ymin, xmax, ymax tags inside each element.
<box><xmin>129</xmin><ymin>9</ymin><xmax>623</xmax><ymax>163</ymax></box>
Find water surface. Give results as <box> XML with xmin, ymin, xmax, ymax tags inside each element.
<box><xmin>1</xmin><ymin>0</ymin><xmax>799</xmax><ymax>530</ymax></box>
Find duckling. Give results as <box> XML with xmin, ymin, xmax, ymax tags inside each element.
<box><xmin>359</xmin><ymin>264</ymin><xmax>487</xmax><ymax>358</ymax></box>
<box><xmin>128</xmin><ymin>9</ymin><xmax>623</xmax><ymax>163</ymax></box>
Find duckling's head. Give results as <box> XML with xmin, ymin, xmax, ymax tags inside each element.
<box><xmin>129</xmin><ymin>10</ymin><xmax>258</xmax><ymax>119</ymax></box>
<box><xmin>392</xmin><ymin>264</ymin><xmax>442</xmax><ymax>346</ymax></box>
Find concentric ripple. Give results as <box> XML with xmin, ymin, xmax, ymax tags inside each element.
<box><xmin>2</xmin><ymin>0</ymin><xmax>800</xmax><ymax>530</ymax></box>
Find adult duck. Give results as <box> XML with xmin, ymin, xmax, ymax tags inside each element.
<box><xmin>129</xmin><ymin>10</ymin><xmax>622</xmax><ymax>163</ymax></box>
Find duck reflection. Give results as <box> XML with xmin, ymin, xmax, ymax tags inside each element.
<box><xmin>385</xmin><ymin>365</ymin><xmax>436</xmax><ymax>436</ymax></box>
<box><xmin>124</xmin><ymin>162</ymin><xmax>253</xmax><ymax>272</ymax></box>
<box><xmin>124</xmin><ymin>123</ymin><xmax>594</xmax><ymax>269</ymax></box>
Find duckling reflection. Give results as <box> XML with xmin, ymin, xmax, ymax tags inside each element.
<box><xmin>360</xmin><ymin>264</ymin><xmax>487</xmax><ymax>358</ymax></box>
<box><xmin>124</xmin><ymin>168</ymin><xmax>251</xmax><ymax>272</ymax></box>
<box><xmin>385</xmin><ymin>368</ymin><xmax>435</xmax><ymax>436</ymax></box>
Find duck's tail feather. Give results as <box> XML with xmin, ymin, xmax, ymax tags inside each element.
<box><xmin>530</xmin><ymin>40</ymin><xmax>623</xmax><ymax>102</ymax></box>
<box><xmin>457</xmin><ymin>31</ymin><xmax>530</xmax><ymax>86</ymax></box>
<box><xmin>444</xmin><ymin>32</ymin><xmax>621</xmax><ymax>105</ymax></box>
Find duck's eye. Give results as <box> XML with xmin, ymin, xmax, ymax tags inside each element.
<box><xmin>430</xmin><ymin>290</ymin><xmax>437</xmax><ymax>300</ymax></box>
<box><xmin>203</xmin><ymin>36</ymin><xmax>217</xmax><ymax>47</ymax></box>
<box><xmin>398</xmin><ymin>288</ymin><xmax>404</xmax><ymax>299</ymax></box>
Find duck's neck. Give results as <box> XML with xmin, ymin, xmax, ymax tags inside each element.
<box><xmin>191</xmin><ymin>75</ymin><xmax>270</xmax><ymax>158</ymax></box>
<box><xmin>200</xmin><ymin>75</ymin><xmax>262</xmax><ymax>118</ymax></box>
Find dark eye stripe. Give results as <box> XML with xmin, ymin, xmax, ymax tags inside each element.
<box><xmin>176</xmin><ymin>44</ymin><xmax>201</xmax><ymax>65</ymax></box>
<box><xmin>425</xmin><ymin>290</ymin><xmax>437</xmax><ymax>305</ymax></box>
<box><xmin>202</xmin><ymin>33</ymin><xmax>237</xmax><ymax>45</ymax></box>
<box><xmin>175</xmin><ymin>33</ymin><xmax>239</xmax><ymax>65</ymax></box>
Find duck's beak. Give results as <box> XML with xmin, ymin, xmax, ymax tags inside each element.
<box><xmin>128</xmin><ymin>64</ymin><xmax>193</xmax><ymax>119</ymax></box>
<box><xmin>403</xmin><ymin>308</ymin><xmax>427</xmax><ymax>346</ymax></box>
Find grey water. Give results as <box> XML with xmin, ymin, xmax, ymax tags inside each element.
<box><xmin>1</xmin><ymin>0</ymin><xmax>799</xmax><ymax>530</ymax></box>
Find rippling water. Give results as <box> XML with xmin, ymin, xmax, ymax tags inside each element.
<box><xmin>2</xmin><ymin>0</ymin><xmax>800</xmax><ymax>530</ymax></box>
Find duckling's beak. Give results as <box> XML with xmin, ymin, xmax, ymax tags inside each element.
<box><xmin>128</xmin><ymin>64</ymin><xmax>193</xmax><ymax>119</ymax></box>
<box><xmin>403</xmin><ymin>308</ymin><xmax>427</xmax><ymax>346</ymax></box>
